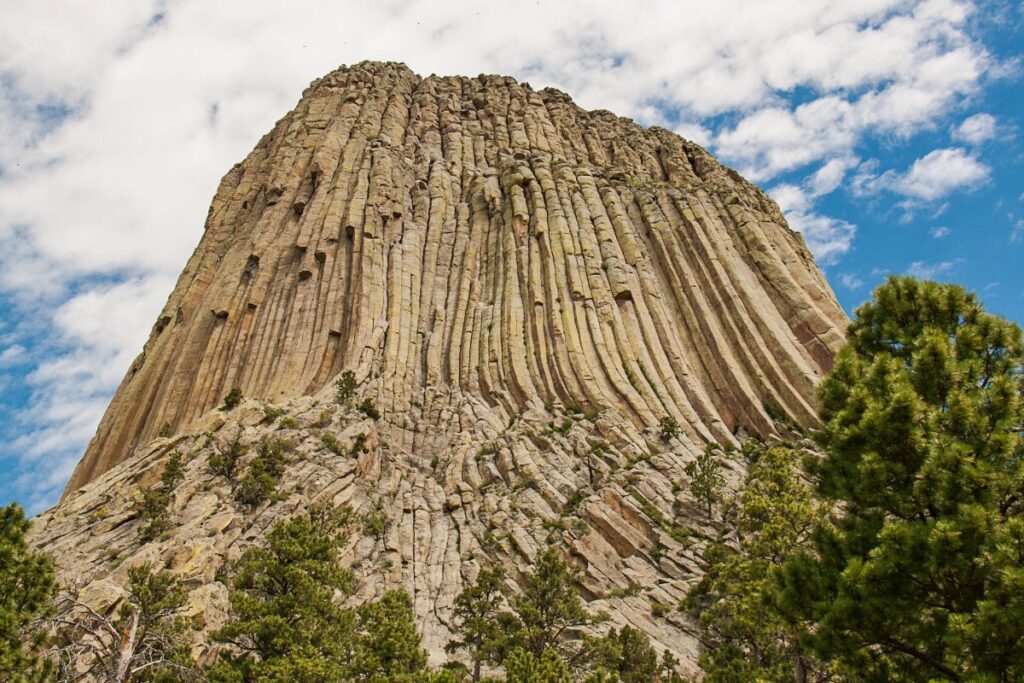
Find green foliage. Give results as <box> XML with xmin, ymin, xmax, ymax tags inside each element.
<box><xmin>361</xmin><ymin>503</ymin><xmax>390</xmax><ymax>540</ymax></box>
<box><xmin>350</xmin><ymin>432</ymin><xmax>368</xmax><ymax>457</ymax></box>
<box><xmin>158</xmin><ymin>421</ymin><xmax>173</xmax><ymax>438</ymax></box>
<box><xmin>775</xmin><ymin>276</ymin><xmax>1024</xmax><ymax>681</ymax></box>
<box><xmin>358</xmin><ymin>398</ymin><xmax>381</xmax><ymax>420</ymax></box>
<box><xmin>210</xmin><ymin>504</ymin><xmax>441</xmax><ymax>682</ymax></box>
<box><xmin>262</xmin><ymin>404</ymin><xmax>284</xmax><ymax>422</ymax></box>
<box><xmin>503</xmin><ymin>648</ymin><xmax>570</xmax><ymax>683</ymax></box>
<box><xmin>0</xmin><ymin>504</ymin><xmax>55</xmax><ymax>683</ymax></box>
<box><xmin>335</xmin><ymin>370</ymin><xmax>358</xmax><ymax>404</ymax></box>
<box><xmin>209</xmin><ymin>437</ymin><xmax>247</xmax><ymax>479</ymax></box>
<box><xmin>161</xmin><ymin>451</ymin><xmax>185</xmax><ymax>490</ymax></box>
<box><xmin>588</xmin><ymin>626</ymin><xmax>684</xmax><ymax>682</ymax></box>
<box><xmin>509</xmin><ymin>549</ymin><xmax>607</xmax><ymax>667</ymax></box>
<box><xmin>234</xmin><ymin>437</ymin><xmax>292</xmax><ymax>508</ymax></box>
<box><xmin>684</xmin><ymin>444</ymin><xmax>726</xmax><ymax>519</ymax></box>
<box><xmin>658</xmin><ymin>416</ymin><xmax>679</xmax><ymax>443</ymax></box>
<box><xmin>446</xmin><ymin>567</ymin><xmax>513</xmax><ymax>681</ymax></box>
<box><xmin>685</xmin><ymin>446</ymin><xmax>830</xmax><ymax>682</ymax></box>
<box><xmin>137</xmin><ymin>488</ymin><xmax>172</xmax><ymax>540</ymax></box>
<box><xmin>137</xmin><ymin>451</ymin><xmax>188</xmax><ymax>540</ymax></box>
<box><xmin>351</xmin><ymin>590</ymin><xmax>428</xmax><ymax>679</ymax></box>
<box><xmin>321</xmin><ymin>432</ymin><xmax>344</xmax><ymax>456</ymax></box>
<box><xmin>221</xmin><ymin>387</ymin><xmax>243</xmax><ymax>411</ymax></box>
<box><xmin>54</xmin><ymin>563</ymin><xmax>195</xmax><ymax>682</ymax></box>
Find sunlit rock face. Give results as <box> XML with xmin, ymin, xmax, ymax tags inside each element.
<box><xmin>39</xmin><ymin>61</ymin><xmax>846</xmax><ymax>675</ymax></box>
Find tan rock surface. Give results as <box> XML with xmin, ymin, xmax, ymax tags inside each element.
<box><xmin>34</xmin><ymin>61</ymin><xmax>847</xmax><ymax>675</ymax></box>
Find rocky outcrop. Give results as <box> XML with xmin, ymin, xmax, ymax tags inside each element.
<box><xmin>37</xmin><ymin>61</ymin><xmax>847</xmax><ymax>675</ymax></box>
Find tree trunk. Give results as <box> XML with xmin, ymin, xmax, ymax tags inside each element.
<box><xmin>112</xmin><ymin>607</ymin><xmax>139</xmax><ymax>683</ymax></box>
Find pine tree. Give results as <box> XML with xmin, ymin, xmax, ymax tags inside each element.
<box><xmin>502</xmin><ymin>648</ymin><xmax>571</xmax><ymax>683</ymax></box>
<box><xmin>685</xmin><ymin>445</ymin><xmax>833</xmax><ymax>682</ymax></box>
<box><xmin>684</xmin><ymin>443</ymin><xmax>726</xmax><ymax>519</ymax></box>
<box><xmin>53</xmin><ymin>563</ymin><xmax>197</xmax><ymax>682</ymax></box>
<box><xmin>209</xmin><ymin>503</ymin><xmax>356</xmax><ymax>680</ymax></box>
<box><xmin>209</xmin><ymin>503</ymin><xmax>448</xmax><ymax>682</ymax></box>
<box><xmin>777</xmin><ymin>276</ymin><xmax>1024</xmax><ymax>681</ymax></box>
<box><xmin>509</xmin><ymin>548</ymin><xmax>607</xmax><ymax>668</ymax></box>
<box><xmin>446</xmin><ymin>567</ymin><xmax>514</xmax><ymax>681</ymax></box>
<box><xmin>0</xmin><ymin>503</ymin><xmax>56</xmax><ymax>683</ymax></box>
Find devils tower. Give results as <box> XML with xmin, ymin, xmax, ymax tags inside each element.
<box><xmin>32</xmin><ymin>61</ymin><xmax>847</xmax><ymax>675</ymax></box>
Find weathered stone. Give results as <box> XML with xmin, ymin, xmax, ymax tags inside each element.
<box><xmin>34</xmin><ymin>61</ymin><xmax>848</xmax><ymax>676</ymax></box>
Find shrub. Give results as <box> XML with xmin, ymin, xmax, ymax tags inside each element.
<box><xmin>350</xmin><ymin>432</ymin><xmax>368</xmax><ymax>456</ymax></box>
<box><xmin>161</xmin><ymin>451</ymin><xmax>185</xmax><ymax>490</ymax></box>
<box><xmin>658</xmin><ymin>416</ymin><xmax>679</xmax><ymax>443</ymax></box>
<box><xmin>335</xmin><ymin>370</ymin><xmax>358</xmax><ymax>404</ymax></box>
<box><xmin>357</xmin><ymin>398</ymin><xmax>381</xmax><ymax>420</ymax></box>
<box><xmin>158</xmin><ymin>421</ymin><xmax>173</xmax><ymax>438</ymax></box>
<box><xmin>321</xmin><ymin>432</ymin><xmax>343</xmax><ymax>456</ymax></box>
<box><xmin>209</xmin><ymin>437</ymin><xmax>247</xmax><ymax>478</ymax></box>
<box><xmin>221</xmin><ymin>387</ymin><xmax>243</xmax><ymax>411</ymax></box>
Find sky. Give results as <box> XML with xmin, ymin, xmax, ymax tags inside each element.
<box><xmin>0</xmin><ymin>0</ymin><xmax>1021</xmax><ymax>514</ymax></box>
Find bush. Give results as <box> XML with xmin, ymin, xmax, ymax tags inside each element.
<box><xmin>658</xmin><ymin>416</ymin><xmax>679</xmax><ymax>443</ymax></box>
<box><xmin>221</xmin><ymin>387</ymin><xmax>243</xmax><ymax>411</ymax></box>
<box><xmin>357</xmin><ymin>398</ymin><xmax>381</xmax><ymax>420</ymax></box>
<box><xmin>321</xmin><ymin>432</ymin><xmax>343</xmax><ymax>456</ymax></box>
<box><xmin>234</xmin><ymin>437</ymin><xmax>293</xmax><ymax>508</ymax></box>
<box><xmin>161</xmin><ymin>451</ymin><xmax>185</xmax><ymax>490</ymax></box>
<box><xmin>335</xmin><ymin>370</ymin><xmax>357</xmax><ymax>404</ymax></box>
<box><xmin>158</xmin><ymin>421</ymin><xmax>173</xmax><ymax>438</ymax></box>
<box><xmin>137</xmin><ymin>489</ymin><xmax>171</xmax><ymax>540</ymax></box>
<box><xmin>209</xmin><ymin>437</ymin><xmax>247</xmax><ymax>478</ymax></box>
<box><xmin>350</xmin><ymin>432</ymin><xmax>368</xmax><ymax>456</ymax></box>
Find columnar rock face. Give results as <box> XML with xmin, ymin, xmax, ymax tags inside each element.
<box><xmin>37</xmin><ymin>61</ymin><xmax>847</xmax><ymax>675</ymax></box>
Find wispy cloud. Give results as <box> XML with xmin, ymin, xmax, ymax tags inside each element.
<box><xmin>907</xmin><ymin>258</ymin><xmax>964</xmax><ymax>279</ymax></box>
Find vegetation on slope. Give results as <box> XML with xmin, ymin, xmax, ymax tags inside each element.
<box><xmin>3</xmin><ymin>275</ymin><xmax>1022</xmax><ymax>682</ymax></box>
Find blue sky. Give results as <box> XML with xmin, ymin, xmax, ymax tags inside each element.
<box><xmin>0</xmin><ymin>0</ymin><xmax>1021</xmax><ymax>513</ymax></box>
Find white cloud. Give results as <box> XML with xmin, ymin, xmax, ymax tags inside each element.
<box><xmin>715</xmin><ymin>0</ymin><xmax>992</xmax><ymax>179</ymax></box>
<box><xmin>769</xmin><ymin>156</ymin><xmax>859</xmax><ymax>263</ymax></box>
<box><xmin>787</xmin><ymin>210</ymin><xmax>857</xmax><ymax>265</ymax></box>
<box><xmin>894</xmin><ymin>148</ymin><xmax>990</xmax><ymax>200</ymax></box>
<box><xmin>853</xmin><ymin>147</ymin><xmax>990</xmax><ymax>205</ymax></box>
<box><xmin>1012</xmin><ymin>219</ymin><xmax>1024</xmax><ymax>243</ymax></box>
<box><xmin>0</xmin><ymin>0</ymin><xmax>1005</xmax><ymax>509</ymax></box>
<box><xmin>952</xmin><ymin>112</ymin><xmax>997</xmax><ymax>145</ymax></box>
<box><xmin>839</xmin><ymin>272</ymin><xmax>864</xmax><ymax>290</ymax></box>
<box><xmin>0</xmin><ymin>344</ymin><xmax>26</xmax><ymax>366</ymax></box>
<box><xmin>930</xmin><ymin>226</ymin><xmax>951</xmax><ymax>238</ymax></box>
<box><xmin>907</xmin><ymin>258</ymin><xmax>962</xmax><ymax>279</ymax></box>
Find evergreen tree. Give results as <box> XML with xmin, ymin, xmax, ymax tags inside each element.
<box><xmin>590</xmin><ymin>626</ymin><xmax>659</xmax><ymax>683</ymax></box>
<box><xmin>53</xmin><ymin>563</ymin><xmax>197</xmax><ymax>682</ymax></box>
<box><xmin>0</xmin><ymin>503</ymin><xmax>56</xmax><ymax>683</ymax></box>
<box><xmin>684</xmin><ymin>443</ymin><xmax>726</xmax><ymax>519</ymax></box>
<box><xmin>509</xmin><ymin>548</ymin><xmax>606</xmax><ymax>668</ymax></box>
<box><xmin>209</xmin><ymin>503</ymin><xmax>356</xmax><ymax>680</ymax></box>
<box><xmin>446</xmin><ymin>567</ymin><xmax>513</xmax><ymax>681</ymax></box>
<box><xmin>209</xmin><ymin>503</ymin><xmax>448</xmax><ymax>682</ymax></box>
<box><xmin>502</xmin><ymin>648</ymin><xmax>571</xmax><ymax>683</ymax></box>
<box><xmin>685</xmin><ymin>445</ymin><xmax>834</xmax><ymax>682</ymax></box>
<box><xmin>777</xmin><ymin>276</ymin><xmax>1024</xmax><ymax>681</ymax></box>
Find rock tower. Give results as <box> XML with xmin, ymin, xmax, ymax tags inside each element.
<box><xmin>35</xmin><ymin>61</ymin><xmax>847</xmax><ymax>675</ymax></box>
